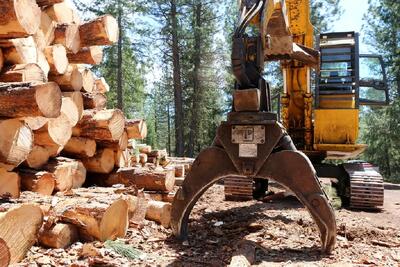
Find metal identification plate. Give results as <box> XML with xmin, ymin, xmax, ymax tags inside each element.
<box><xmin>239</xmin><ymin>144</ymin><xmax>258</xmax><ymax>158</ymax></box>
<box><xmin>231</xmin><ymin>125</ymin><xmax>265</xmax><ymax>144</ymax></box>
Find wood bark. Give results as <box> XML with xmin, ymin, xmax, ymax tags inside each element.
<box><xmin>38</xmin><ymin>223</ymin><xmax>78</xmax><ymax>249</ymax></box>
<box><xmin>0</xmin><ymin>0</ymin><xmax>41</xmax><ymax>38</ymax></box>
<box><xmin>44</xmin><ymin>2</ymin><xmax>80</xmax><ymax>24</ymax></box>
<box><xmin>2</xmin><ymin>37</ymin><xmax>38</xmax><ymax>65</ymax></box>
<box><xmin>63</xmin><ymin>137</ymin><xmax>96</xmax><ymax>158</ymax></box>
<box><xmin>82</xmin><ymin>92</ymin><xmax>106</xmax><ymax>110</ymax></box>
<box><xmin>0</xmin><ymin>119</ymin><xmax>33</xmax><ymax>171</ymax></box>
<box><xmin>94</xmin><ymin>77</ymin><xmax>109</xmax><ymax>94</ymax></box>
<box><xmin>125</xmin><ymin>119</ymin><xmax>147</xmax><ymax>140</ymax></box>
<box><xmin>0</xmin><ymin>82</ymin><xmax>62</xmax><ymax>118</ymax></box>
<box><xmin>53</xmin><ymin>23</ymin><xmax>80</xmax><ymax>53</ymax></box>
<box><xmin>103</xmin><ymin>167</ymin><xmax>175</xmax><ymax>192</ymax></box>
<box><xmin>145</xmin><ymin>200</ymin><xmax>172</xmax><ymax>228</ymax></box>
<box><xmin>19</xmin><ymin>169</ymin><xmax>55</xmax><ymax>195</ymax></box>
<box><xmin>43</xmin><ymin>157</ymin><xmax>86</xmax><ymax>191</ymax></box>
<box><xmin>44</xmin><ymin>45</ymin><xmax>68</xmax><ymax>75</ymax></box>
<box><xmin>0</xmin><ymin>49</ymin><xmax>3</xmax><ymax>71</ymax></box>
<box><xmin>0</xmin><ymin>168</ymin><xmax>20</xmax><ymax>198</ymax></box>
<box><xmin>49</xmin><ymin>65</ymin><xmax>82</xmax><ymax>91</ymax></box>
<box><xmin>36</xmin><ymin>0</ymin><xmax>64</xmax><ymax>7</ymax></box>
<box><xmin>81</xmin><ymin>148</ymin><xmax>114</xmax><ymax>174</ymax></box>
<box><xmin>79</xmin><ymin>15</ymin><xmax>119</xmax><ymax>47</ymax></box>
<box><xmin>0</xmin><ymin>64</ymin><xmax>46</xmax><ymax>83</ymax></box>
<box><xmin>0</xmin><ymin>204</ymin><xmax>43</xmax><ymax>264</ymax></box>
<box><xmin>67</xmin><ymin>46</ymin><xmax>103</xmax><ymax>65</ymax></box>
<box><xmin>73</xmin><ymin>109</ymin><xmax>125</xmax><ymax>141</ymax></box>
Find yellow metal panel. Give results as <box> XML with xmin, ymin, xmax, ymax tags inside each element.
<box><xmin>314</xmin><ymin>109</ymin><xmax>359</xmax><ymax>145</ymax></box>
<box><xmin>319</xmin><ymin>94</ymin><xmax>355</xmax><ymax>109</ymax></box>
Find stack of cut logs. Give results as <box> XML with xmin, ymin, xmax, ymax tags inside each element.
<box><xmin>0</xmin><ymin>0</ymin><xmax>192</xmax><ymax>265</ymax></box>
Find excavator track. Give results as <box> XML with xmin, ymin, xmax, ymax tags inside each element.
<box><xmin>343</xmin><ymin>162</ymin><xmax>384</xmax><ymax>209</ymax></box>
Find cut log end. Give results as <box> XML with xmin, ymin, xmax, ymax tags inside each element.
<box><xmin>99</xmin><ymin>199</ymin><xmax>128</xmax><ymax>241</ymax></box>
<box><xmin>35</xmin><ymin>82</ymin><xmax>62</xmax><ymax>118</ymax></box>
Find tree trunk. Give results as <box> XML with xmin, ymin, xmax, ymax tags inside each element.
<box><xmin>170</xmin><ymin>0</ymin><xmax>184</xmax><ymax>156</ymax></box>
<box><xmin>0</xmin><ymin>204</ymin><xmax>43</xmax><ymax>264</ymax></box>
<box><xmin>53</xmin><ymin>23</ymin><xmax>81</xmax><ymax>53</ymax></box>
<box><xmin>117</xmin><ymin>3</ymin><xmax>123</xmax><ymax>110</ymax></box>
<box><xmin>0</xmin><ymin>63</ymin><xmax>46</xmax><ymax>83</ymax></box>
<box><xmin>67</xmin><ymin>46</ymin><xmax>103</xmax><ymax>65</ymax></box>
<box><xmin>79</xmin><ymin>15</ymin><xmax>119</xmax><ymax>47</ymax></box>
<box><xmin>63</xmin><ymin>137</ymin><xmax>96</xmax><ymax>158</ymax></box>
<box><xmin>19</xmin><ymin>169</ymin><xmax>55</xmax><ymax>196</ymax></box>
<box><xmin>0</xmin><ymin>0</ymin><xmax>41</xmax><ymax>38</ymax></box>
<box><xmin>81</xmin><ymin>148</ymin><xmax>115</xmax><ymax>174</ymax></box>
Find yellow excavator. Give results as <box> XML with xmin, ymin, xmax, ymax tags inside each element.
<box><xmin>170</xmin><ymin>0</ymin><xmax>388</xmax><ymax>254</ymax></box>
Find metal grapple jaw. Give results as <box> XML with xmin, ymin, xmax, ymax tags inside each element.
<box><xmin>171</xmin><ymin>114</ymin><xmax>336</xmax><ymax>254</ymax></box>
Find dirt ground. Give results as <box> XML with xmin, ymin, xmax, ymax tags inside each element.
<box><xmin>18</xmin><ymin>184</ymin><xmax>400</xmax><ymax>266</ymax></box>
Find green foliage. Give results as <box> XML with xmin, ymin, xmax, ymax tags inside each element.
<box><xmin>310</xmin><ymin>0</ymin><xmax>343</xmax><ymax>33</ymax></box>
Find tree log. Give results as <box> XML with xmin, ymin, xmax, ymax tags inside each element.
<box><xmin>98</xmin><ymin>131</ymin><xmax>128</xmax><ymax>151</ymax></box>
<box><xmin>114</xmin><ymin>149</ymin><xmax>130</xmax><ymax>168</ymax></box>
<box><xmin>0</xmin><ymin>0</ymin><xmax>41</xmax><ymax>39</ymax></box>
<box><xmin>126</xmin><ymin>119</ymin><xmax>147</xmax><ymax>140</ymax></box>
<box><xmin>63</xmin><ymin>137</ymin><xmax>96</xmax><ymax>158</ymax></box>
<box><xmin>103</xmin><ymin>167</ymin><xmax>175</xmax><ymax>192</ymax></box>
<box><xmin>139</xmin><ymin>153</ymin><xmax>148</xmax><ymax>165</ymax></box>
<box><xmin>39</xmin><ymin>223</ymin><xmax>78</xmax><ymax>249</ymax></box>
<box><xmin>53</xmin><ymin>23</ymin><xmax>80</xmax><ymax>53</ymax></box>
<box><xmin>19</xmin><ymin>169</ymin><xmax>55</xmax><ymax>195</ymax></box>
<box><xmin>0</xmin><ymin>204</ymin><xmax>43</xmax><ymax>264</ymax></box>
<box><xmin>0</xmin><ymin>168</ymin><xmax>20</xmax><ymax>198</ymax></box>
<box><xmin>82</xmin><ymin>148</ymin><xmax>114</xmax><ymax>174</ymax></box>
<box><xmin>21</xmin><ymin>116</ymin><xmax>48</xmax><ymax>131</ymax></box>
<box><xmin>94</xmin><ymin>77</ymin><xmax>109</xmax><ymax>93</ymax></box>
<box><xmin>62</xmin><ymin>91</ymin><xmax>83</xmax><ymax>120</ymax></box>
<box><xmin>34</xmin><ymin>113</ymin><xmax>72</xmax><ymax>147</ymax></box>
<box><xmin>0</xmin><ymin>49</ymin><xmax>3</xmax><ymax>72</ymax></box>
<box><xmin>24</xmin><ymin>145</ymin><xmax>50</xmax><ymax>169</ymax></box>
<box><xmin>67</xmin><ymin>46</ymin><xmax>103</xmax><ymax>65</ymax></box>
<box><xmin>145</xmin><ymin>200</ymin><xmax>171</xmax><ymax>228</ymax></box>
<box><xmin>44</xmin><ymin>45</ymin><xmax>68</xmax><ymax>75</ymax></box>
<box><xmin>0</xmin><ymin>119</ymin><xmax>33</xmax><ymax>171</ymax></box>
<box><xmin>34</xmin><ymin>12</ymin><xmax>56</xmax><ymax>51</ymax></box>
<box><xmin>60</xmin><ymin>96</ymin><xmax>80</xmax><ymax>127</ymax></box>
<box><xmin>0</xmin><ymin>82</ymin><xmax>61</xmax><ymax>118</ymax></box>
<box><xmin>77</xmin><ymin>67</ymin><xmax>95</xmax><ymax>93</ymax></box>
<box><xmin>82</xmin><ymin>92</ymin><xmax>106</xmax><ymax>110</ymax></box>
<box><xmin>79</xmin><ymin>15</ymin><xmax>119</xmax><ymax>47</ymax></box>
<box><xmin>146</xmin><ymin>192</ymin><xmax>175</xmax><ymax>203</ymax></box>
<box><xmin>73</xmin><ymin>109</ymin><xmax>125</xmax><ymax>141</ymax></box>
<box><xmin>2</xmin><ymin>37</ymin><xmax>37</xmax><ymax>65</ymax></box>
<box><xmin>44</xmin><ymin>2</ymin><xmax>80</xmax><ymax>24</ymax></box>
<box><xmin>0</xmin><ymin>64</ymin><xmax>46</xmax><ymax>83</ymax></box>
<box><xmin>36</xmin><ymin>0</ymin><xmax>64</xmax><ymax>7</ymax></box>
<box><xmin>43</xmin><ymin>157</ymin><xmax>86</xmax><ymax>191</ymax></box>
<box><xmin>49</xmin><ymin>64</ymin><xmax>82</xmax><ymax>91</ymax></box>
<box><xmin>36</xmin><ymin>49</ymin><xmax>51</xmax><ymax>77</ymax></box>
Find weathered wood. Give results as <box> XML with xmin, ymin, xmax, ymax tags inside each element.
<box><xmin>53</xmin><ymin>23</ymin><xmax>80</xmax><ymax>53</ymax></box>
<box><xmin>36</xmin><ymin>0</ymin><xmax>64</xmax><ymax>7</ymax></box>
<box><xmin>0</xmin><ymin>0</ymin><xmax>41</xmax><ymax>39</ymax></box>
<box><xmin>44</xmin><ymin>45</ymin><xmax>68</xmax><ymax>75</ymax></box>
<box><xmin>39</xmin><ymin>223</ymin><xmax>78</xmax><ymax>249</ymax></box>
<box><xmin>43</xmin><ymin>157</ymin><xmax>86</xmax><ymax>191</ymax></box>
<box><xmin>125</xmin><ymin>119</ymin><xmax>147</xmax><ymax>140</ymax></box>
<box><xmin>82</xmin><ymin>148</ymin><xmax>114</xmax><ymax>174</ymax></box>
<box><xmin>73</xmin><ymin>109</ymin><xmax>125</xmax><ymax>141</ymax></box>
<box><xmin>49</xmin><ymin>65</ymin><xmax>82</xmax><ymax>91</ymax></box>
<box><xmin>19</xmin><ymin>169</ymin><xmax>55</xmax><ymax>195</ymax></box>
<box><xmin>82</xmin><ymin>92</ymin><xmax>106</xmax><ymax>110</ymax></box>
<box><xmin>63</xmin><ymin>137</ymin><xmax>96</xmax><ymax>158</ymax></box>
<box><xmin>0</xmin><ymin>119</ymin><xmax>33</xmax><ymax>171</ymax></box>
<box><xmin>145</xmin><ymin>200</ymin><xmax>172</xmax><ymax>228</ymax></box>
<box><xmin>0</xmin><ymin>204</ymin><xmax>43</xmax><ymax>264</ymax></box>
<box><xmin>94</xmin><ymin>77</ymin><xmax>109</xmax><ymax>94</ymax></box>
<box><xmin>0</xmin><ymin>64</ymin><xmax>46</xmax><ymax>83</ymax></box>
<box><xmin>79</xmin><ymin>15</ymin><xmax>119</xmax><ymax>47</ymax></box>
<box><xmin>103</xmin><ymin>167</ymin><xmax>175</xmax><ymax>192</ymax></box>
<box><xmin>44</xmin><ymin>2</ymin><xmax>80</xmax><ymax>24</ymax></box>
<box><xmin>0</xmin><ymin>168</ymin><xmax>20</xmax><ymax>198</ymax></box>
<box><xmin>67</xmin><ymin>46</ymin><xmax>103</xmax><ymax>65</ymax></box>
<box><xmin>0</xmin><ymin>82</ymin><xmax>62</xmax><ymax>118</ymax></box>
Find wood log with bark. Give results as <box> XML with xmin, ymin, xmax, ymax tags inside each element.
<box><xmin>36</xmin><ymin>0</ymin><xmax>64</xmax><ymax>7</ymax></box>
<box><xmin>0</xmin><ymin>64</ymin><xmax>46</xmax><ymax>83</ymax></box>
<box><xmin>73</xmin><ymin>109</ymin><xmax>125</xmax><ymax>141</ymax></box>
<box><xmin>0</xmin><ymin>119</ymin><xmax>33</xmax><ymax>171</ymax></box>
<box><xmin>0</xmin><ymin>49</ymin><xmax>3</xmax><ymax>72</ymax></box>
<box><xmin>145</xmin><ymin>200</ymin><xmax>172</xmax><ymax>228</ymax></box>
<box><xmin>43</xmin><ymin>157</ymin><xmax>86</xmax><ymax>191</ymax></box>
<box><xmin>0</xmin><ymin>82</ymin><xmax>62</xmax><ymax>118</ymax></box>
<box><xmin>60</xmin><ymin>95</ymin><xmax>81</xmax><ymax>127</ymax></box>
<box><xmin>44</xmin><ymin>45</ymin><xmax>68</xmax><ymax>75</ymax></box>
<box><xmin>34</xmin><ymin>12</ymin><xmax>56</xmax><ymax>51</ymax></box>
<box><xmin>39</xmin><ymin>223</ymin><xmax>78</xmax><ymax>249</ymax></box>
<box><xmin>67</xmin><ymin>46</ymin><xmax>103</xmax><ymax>65</ymax></box>
<box><xmin>0</xmin><ymin>204</ymin><xmax>43</xmax><ymax>264</ymax></box>
<box><xmin>102</xmin><ymin>167</ymin><xmax>175</xmax><ymax>192</ymax></box>
<box><xmin>146</xmin><ymin>192</ymin><xmax>175</xmax><ymax>203</ymax></box>
<box><xmin>1</xmin><ymin>37</ymin><xmax>38</xmax><ymax>65</ymax></box>
<box><xmin>48</xmin><ymin>64</ymin><xmax>83</xmax><ymax>91</ymax></box>
<box><xmin>19</xmin><ymin>169</ymin><xmax>55</xmax><ymax>195</ymax></box>
<box><xmin>24</xmin><ymin>145</ymin><xmax>51</xmax><ymax>169</ymax></box>
<box><xmin>79</xmin><ymin>15</ymin><xmax>119</xmax><ymax>47</ymax></box>
<box><xmin>126</xmin><ymin>119</ymin><xmax>147</xmax><ymax>140</ymax></box>
<box><xmin>34</xmin><ymin>113</ymin><xmax>72</xmax><ymax>148</ymax></box>
<box><xmin>114</xmin><ymin>149</ymin><xmax>130</xmax><ymax>168</ymax></box>
<box><xmin>0</xmin><ymin>0</ymin><xmax>41</xmax><ymax>39</ymax></box>
<box><xmin>44</xmin><ymin>2</ymin><xmax>80</xmax><ymax>24</ymax></box>
<box><xmin>0</xmin><ymin>168</ymin><xmax>20</xmax><ymax>198</ymax></box>
<box><xmin>63</xmin><ymin>137</ymin><xmax>96</xmax><ymax>158</ymax></box>
<box><xmin>81</xmin><ymin>148</ymin><xmax>114</xmax><ymax>174</ymax></box>
<box><xmin>98</xmin><ymin>131</ymin><xmax>128</xmax><ymax>151</ymax></box>
<box><xmin>53</xmin><ymin>23</ymin><xmax>80</xmax><ymax>53</ymax></box>
<box><xmin>82</xmin><ymin>92</ymin><xmax>106</xmax><ymax>110</ymax></box>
